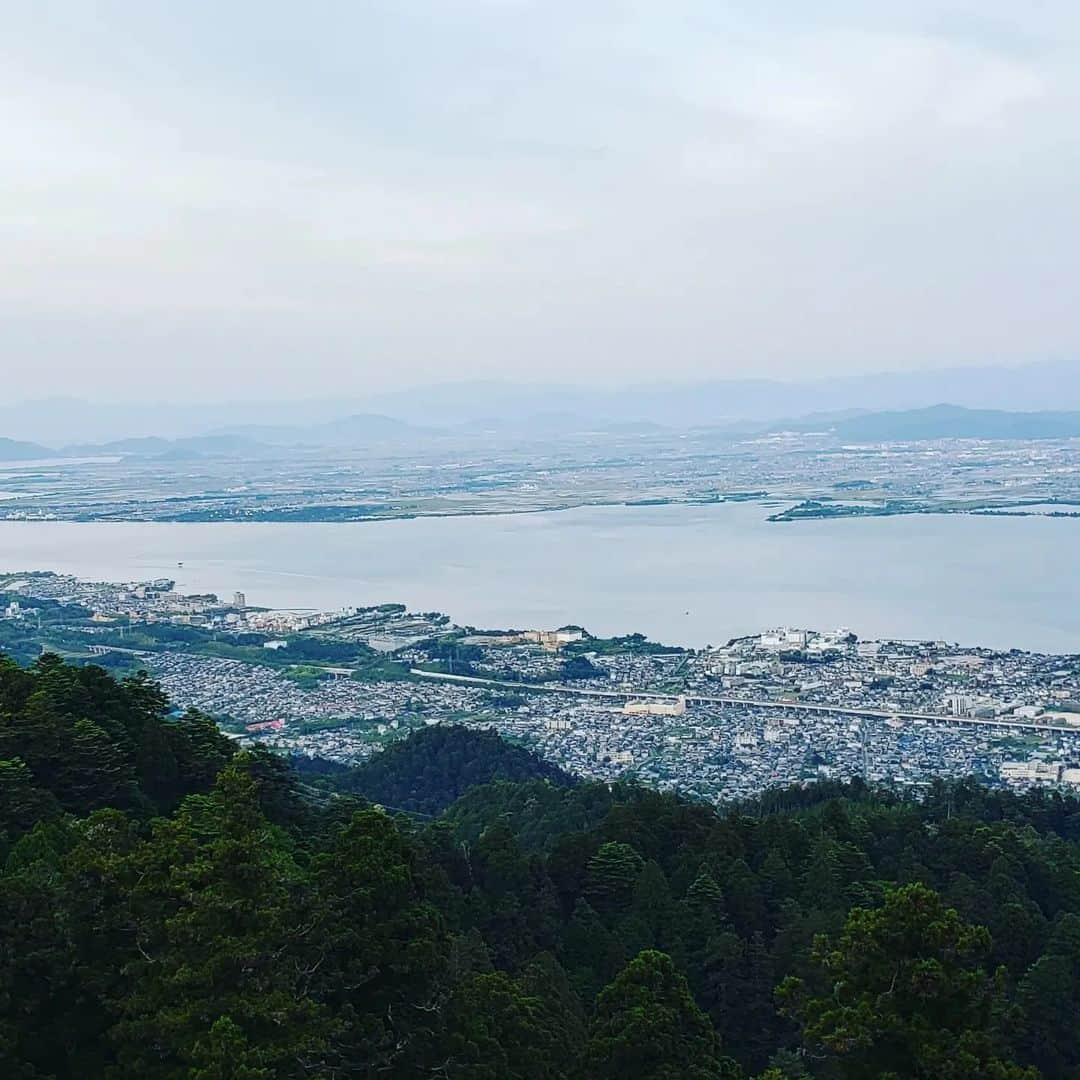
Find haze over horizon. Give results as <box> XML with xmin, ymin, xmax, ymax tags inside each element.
<box><xmin>4</xmin><ymin>2</ymin><xmax>1079</xmax><ymax>402</ymax></box>
<box><xmin>5</xmin><ymin>355</ymin><xmax>1078</xmax><ymax>407</ymax></box>
<box><xmin>2</xmin><ymin>357</ymin><xmax>1080</xmax><ymax>445</ymax></box>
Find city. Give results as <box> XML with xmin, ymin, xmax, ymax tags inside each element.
<box><xmin>3</xmin><ymin>568</ymin><xmax>1076</xmax><ymax>804</ymax></box>
<box><xmin>5</xmin><ymin>4</ymin><xmax>1080</xmax><ymax>1073</ymax></box>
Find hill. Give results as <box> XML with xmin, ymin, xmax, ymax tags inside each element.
<box><xmin>294</xmin><ymin>724</ymin><xmax>575</xmax><ymax>814</ymax></box>
<box><xmin>61</xmin><ymin>434</ymin><xmax>273</xmax><ymax>458</ymax></box>
<box><xmin>0</xmin><ymin>436</ymin><xmax>53</xmax><ymax>460</ymax></box>
<box><xmin>209</xmin><ymin>412</ymin><xmax>429</xmax><ymax>448</ymax></box>
<box><xmin>821</xmin><ymin>403</ymin><xmax>1080</xmax><ymax>441</ymax></box>
<box><xmin>0</xmin><ymin>653</ymin><xmax>236</xmax><ymax>825</ymax></box>
<box><xmin>6</xmin><ymin>360</ymin><xmax>1080</xmax><ymax>445</ymax></box>
<box><xmin>1</xmin><ymin>654</ymin><xmax>1077</xmax><ymax>1078</ymax></box>
<box><xmin>363</xmin><ymin>359</ymin><xmax>1080</xmax><ymax>426</ymax></box>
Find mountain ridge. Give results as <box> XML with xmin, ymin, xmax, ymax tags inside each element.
<box><xmin>0</xmin><ymin>437</ymin><xmax>55</xmax><ymax>461</ymax></box>
<box><xmin>784</xmin><ymin>403</ymin><xmax>1080</xmax><ymax>441</ymax></box>
<box><xmin>2</xmin><ymin>358</ymin><xmax>1077</xmax><ymax>443</ymax></box>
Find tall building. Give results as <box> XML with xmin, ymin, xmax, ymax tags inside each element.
<box><xmin>232</xmin><ymin>591</ymin><xmax>246</xmax><ymax>610</ymax></box>
<box><xmin>947</xmin><ymin>694</ymin><xmax>972</xmax><ymax>717</ymax></box>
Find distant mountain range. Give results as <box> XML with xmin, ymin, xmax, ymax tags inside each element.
<box><xmin>2</xmin><ymin>358</ymin><xmax>1078</xmax><ymax>444</ymax></box>
<box><xmin>207</xmin><ymin>412</ymin><xmax>424</xmax><ymax>447</ymax></box>
<box><xmin>2</xmin><ymin>403</ymin><xmax>1080</xmax><ymax>461</ymax></box>
<box><xmin>363</xmin><ymin>358</ymin><xmax>1080</xmax><ymax>428</ymax></box>
<box><xmin>0</xmin><ymin>416</ymin><xmax>432</xmax><ymax>461</ymax></box>
<box><xmin>63</xmin><ymin>434</ymin><xmax>271</xmax><ymax>458</ymax></box>
<box><xmin>806</xmin><ymin>404</ymin><xmax>1080</xmax><ymax>442</ymax></box>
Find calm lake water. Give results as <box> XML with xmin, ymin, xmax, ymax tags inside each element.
<box><xmin>0</xmin><ymin>503</ymin><xmax>1077</xmax><ymax>653</ymax></box>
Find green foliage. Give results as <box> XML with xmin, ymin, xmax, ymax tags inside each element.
<box><xmin>561</xmin><ymin>654</ymin><xmax>601</xmax><ymax>681</ymax></box>
<box><xmin>0</xmin><ymin>757</ymin><xmax>61</xmax><ymax>856</ymax></box>
<box><xmin>296</xmin><ymin>723</ymin><xmax>574</xmax><ymax>815</ymax></box>
<box><xmin>566</xmin><ymin>632</ymin><xmax>685</xmax><ymax>657</ymax></box>
<box><xmin>107</xmin><ymin>761</ymin><xmax>337</xmax><ymax>1077</ymax></box>
<box><xmin>687</xmin><ymin>868</ymin><xmax>725</xmax><ymax>910</ymax></box>
<box><xmin>310</xmin><ymin>807</ymin><xmax>448</xmax><ymax>1070</ymax></box>
<box><xmin>586</xmin><ymin>950</ymin><xmax>739</xmax><ymax>1079</ymax></box>
<box><xmin>3</xmin><ymin>655</ymin><xmax>1080</xmax><ymax>1079</ymax></box>
<box><xmin>777</xmin><ymin>883</ymin><xmax>1036</xmax><ymax>1079</ymax></box>
<box><xmin>429</xmin><ymin>970</ymin><xmax>571</xmax><ymax>1079</ymax></box>
<box><xmin>0</xmin><ymin>654</ymin><xmax>234</xmax><ymax>830</ymax></box>
<box><xmin>585</xmin><ymin>841</ymin><xmax>644</xmax><ymax>912</ymax></box>
<box><xmin>280</xmin><ymin>664</ymin><xmax>331</xmax><ymax>690</ymax></box>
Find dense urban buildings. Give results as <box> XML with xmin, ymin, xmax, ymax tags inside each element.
<box><xmin>3</xmin><ymin>569</ymin><xmax>1076</xmax><ymax>804</ymax></box>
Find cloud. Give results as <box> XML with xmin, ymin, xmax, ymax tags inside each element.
<box><xmin>0</xmin><ymin>1</ymin><xmax>1078</xmax><ymax>400</ymax></box>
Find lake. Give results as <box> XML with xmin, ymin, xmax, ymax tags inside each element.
<box><xmin>0</xmin><ymin>503</ymin><xmax>1077</xmax><ymax>653</ymax></box>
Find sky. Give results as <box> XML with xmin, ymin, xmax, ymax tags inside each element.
<box><xmin>2</xmin><ymin>1</ymin><xmax>1078</xmax><ymax>403</ymax></box>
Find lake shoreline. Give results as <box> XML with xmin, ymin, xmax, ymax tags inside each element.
<box><xmin>6</xmin><ymin>490</ymin><xmax>1080</xmax><ymax>526</ymax></box>
<box><xmin>1</xmin><ymin>503</ymin><xmax>1077</xmax><ymax>654</ymax></box>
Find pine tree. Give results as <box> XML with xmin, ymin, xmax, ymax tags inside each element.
<box><xmin>585</xmin><ymin>841</ymin><xmax>644</xmax><ymax>913</ymax></box>
<box><xmin>687</xmin><ymin>869</ymin><xmax>726</xmax><ymax>912</ymax></box>
<box><xmin>0</xmin><ymin>758</ymin><xmax>60</xmax><ymax>857</ymax></box>
<box><xmin>431</xmin><ymin>971</ymin><xmax>566</xmax><ymax>1080</ymax></box>
<box><xmin>310</xmin><ymin>806</ymin><xmax>447</xmax><ymax>1075</ymax></box>
<box><xmin>778</xmin><ymin>883</ymin><xmax>1038</xmax><ymax>1079</ymax></box>
<box><xmin>586</xmin><ymin>949</ymin><xmax>739</xmax><ymax>1080</ymax></box>
<box><xmin>562</xmin><ymin>898</ymin><xmax>625</xmax><ymax>999</ymax></box>
<box><xmin>62</xmin><ymin>716</ymin><xmax>137</xmax><ymax>814</ymax></box>
<box><xmin>109</xmin><ymin>760</ymin><xmax>336</xmax><ymax>1077</ymax></box>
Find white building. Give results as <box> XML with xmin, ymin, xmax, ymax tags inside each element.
<box><xmin>1014</xmin><ymin>705</ymin><xmax>1043</xmax><ymax>720</ymax></box>
<box><xmin>947</xmin><ymin>694</ymin><xmax>973</xmax><ymax>717</ymax></box>
<box><xmin>623</xmin><ymin>696</ymin><xmax>687</xmax><ymax>718</ymax></box>
<box><xmin>1000</xmin><ymin>761</ymin><xmax>1062</xmax><ymax>784</ymax></box>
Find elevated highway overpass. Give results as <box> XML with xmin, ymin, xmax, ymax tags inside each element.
<box><xmin>410</xmin><ymin>669</ymin><xmax>1080</xmax><ymax>736</ymax></box>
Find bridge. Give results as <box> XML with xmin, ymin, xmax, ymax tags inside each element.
<box><xmin>317</xmin><ymin>666</ymin><xmax>355</xmax><ymax>679</ymax></box>
<box><xmin>86</xmin><ymin>645</ymin><xmax>151</xmax><ymax>658</ymax></box>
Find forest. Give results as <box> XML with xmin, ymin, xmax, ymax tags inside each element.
<box><xmin>1</xmin><ymin>653</ymin><xmax>1079</xmax><ymax>1078</ymax></box>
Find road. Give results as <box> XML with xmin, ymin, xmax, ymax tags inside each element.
<box><xmin>410</xmin><ymin>669</ymin><xmax>1080</xmax><ymax>735</ymax></box>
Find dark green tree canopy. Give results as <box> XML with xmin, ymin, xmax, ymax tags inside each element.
<box><xmin>778</xmin><ymin>883</ymin><xmax>1037</xmax><ymax>1079</ymax></box>
<box><xmin>2</xmin><ymin>654</ymin><xmax>1079</xmax><ymax>1079</ymax></box>
<box><xmin>587</xmin><ymin>949</ymin><xmax>739</xmax><ymax>1080</ymax></box>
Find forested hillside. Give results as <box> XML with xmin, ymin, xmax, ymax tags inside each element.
<box><xmin>293</xmin><ymin>724</ymin><xmax>575</xmax><ymax>814</ymax></box>
<box><xmin>2</xmin><ymin>654</ymin><xmax>1079</xmax><ymax>1078</ymax></box>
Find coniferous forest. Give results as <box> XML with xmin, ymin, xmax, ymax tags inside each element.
<box><xmin>3</xmin><ymin>654</ymin><xmax>1080</xmax><ymax>1078</ymax></box>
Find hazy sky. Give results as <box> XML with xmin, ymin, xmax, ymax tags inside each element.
<box><xmin>3</xmin><ymin>1</ymin><xmax>1078</xmax><ymax>402</ymax></box>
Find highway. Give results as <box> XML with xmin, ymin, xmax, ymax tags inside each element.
<box><xmin>410</xmin><ymin>669</ymin><xmax>1080</xmax><ymax>735</ymax></box>
<box><xmin>77</xmin><ymin>648</ymin><xmax>1079</xmax><ymax>736</ymax></box>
